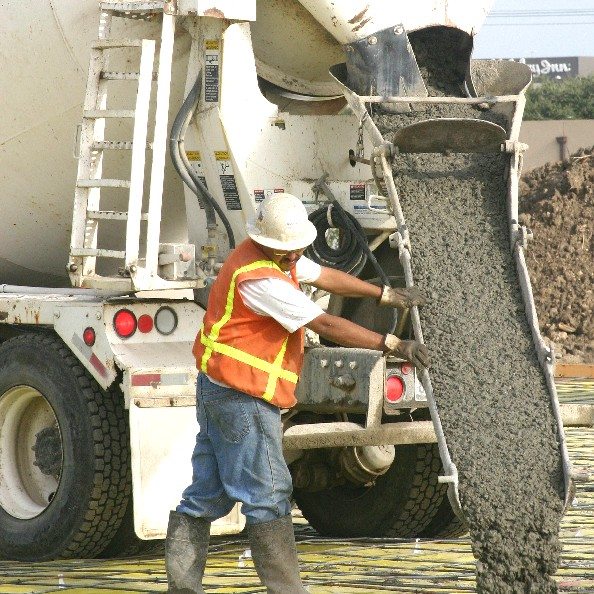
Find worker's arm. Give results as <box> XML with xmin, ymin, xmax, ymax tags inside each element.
<box><xmin>310</xmin><ymin>266</ymin><xmax>382</xmax><ymax>298</ymax></box>
<box><xmin>306</xmin><ymin>311</ymin><xmax>385</xmax><ymax>349</ymax></box>
<box><xmin>306</xmin><ymin>312</ymin><xmax>430</xmax><ymax>369</ymax></box>
<box><xmin>310</xmin><ymin>266</ymin><xmax>427</xmax><ymax>308</ymax></box>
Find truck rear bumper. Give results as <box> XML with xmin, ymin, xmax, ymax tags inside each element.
<box><xmin>283</xmin><ymin>420</ymin><xmax>436</xmax><ymax>450</ymax></box>
<box><xmin>283</xmin><ymin>404</ymin><xmax>594</xmax><ymax>451</ymax></box>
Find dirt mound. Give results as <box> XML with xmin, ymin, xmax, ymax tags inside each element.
<box><xmin>519</xmin><ymin>148</ymin><xmax>594</xmax><ymax>363</ymax></box>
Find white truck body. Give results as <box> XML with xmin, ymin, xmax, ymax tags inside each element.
<box><xmin>6</xmin><ymin>0</ymin><xmax>567</xmax><ymax>563</ymax></box>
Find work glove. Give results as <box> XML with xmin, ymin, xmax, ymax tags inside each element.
<box><xmin>378</xmin><ymin>285</ymin><xmax>427</xmax><ymax>309</ymax></box>
<box><xmin>384</xmin><ymin>333</ymin><xmax>430</xmax><ymax>370</ymax></box>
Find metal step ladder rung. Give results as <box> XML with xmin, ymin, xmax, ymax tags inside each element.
<box><xmin>77</xmin><ymin>179</ymin><xmax>131</xmax><ymax>188</ymax></box>
<box><xmin>101</xmin><ymin>71</ymin><xmax>140</xmax><ymax>80</ymax></box>
<box><xmin>92</xmin><ymin>39</ymin><xmax>143</xmax><ymax>49</ymax></box>
<box><xmin>71</xmin><ymin>248</ymin><xmax>126</xmax><ymax>259</ymax></box>
<box><xmin>92</xmin><ymin>140</ymin><xmax>133</xmax><ymax>150</ymax></box>
<box><xmin>91</xmin><ymin>140</ymin><xmax>154</xmax><ymax>151</ymax></box>
<box><xmin>101</xmin><ymin>70</ymin><xmax>158</xmax><ymax>81</ymax></box>
<box><xmin>84</xmin><ymin>109</ymin><xmax>135</xmax><ymax>119</ymax></box>
<box><xmin>87</xmin><ymin>210</ymin><xmax>149</xmax><ymax>221</ymax></box>
<box><xmin>100</xmin><ymin>2</ymin><xmax>165</xmax><ymax>16</ymax></box>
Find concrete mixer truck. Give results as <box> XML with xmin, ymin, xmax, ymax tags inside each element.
<box><xmin>0</xmin><ymin>0</ymin><xmax>573</xmax><ymax>564</ymax></box>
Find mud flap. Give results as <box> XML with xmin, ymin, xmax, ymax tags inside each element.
<box><xmin>129</xmin><ymin>402</ymin><xmax>245</xmax><ymax>539</ymax></box>
<box><xmin>392</xmin><ymin>118</ymin><xmax>507</xmax><ymax>154</ymax></box>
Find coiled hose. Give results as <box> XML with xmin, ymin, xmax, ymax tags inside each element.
<box><xmin>306</xmin><ymin>200</ymin><xmax>398</xmax><ymax>333</ymax></box>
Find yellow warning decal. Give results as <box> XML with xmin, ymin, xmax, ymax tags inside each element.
<box><xmin>185</xmin><ymin>151</ymin><xmax>201</xmax><ymax>161</ymax></box>
<box><xmin>215</xmin><ymin>151</ymin><xmax>230</xmax><ymax>160</ymax></box>
<box><xmin>205</xmin><ymin>40</ymin><xmax>220</xmax><ymax>50</ymax></box>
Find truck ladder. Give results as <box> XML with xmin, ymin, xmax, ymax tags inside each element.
<box><xmin>70</xmin><ymin>1</ymin><xmax>199</xmax><ymax>291</ymax></box>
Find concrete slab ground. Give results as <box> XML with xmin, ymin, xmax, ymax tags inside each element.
<box><xmin>0</xmin><ymin>381</ymin><xmax>592</xmax><ymax>593</ymax></box>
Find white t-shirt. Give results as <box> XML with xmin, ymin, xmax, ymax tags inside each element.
<box><xmin>238</xmin><ymin>255</ymin><xmax>324</xmax><ymax>332</ymax></box>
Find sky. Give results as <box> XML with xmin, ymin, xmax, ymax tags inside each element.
<box><xmin>473</xmin><ymin>0</ymin><xmax>594</xmax><ymax>58</ymax></box>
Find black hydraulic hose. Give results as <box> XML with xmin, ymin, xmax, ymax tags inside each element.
<box><xmin>307</xmin><ymin>200</ymin><xmax>398</xmax><ymax>334</ymax></box>
<box><xmin>169</xmin><ymin>71</ymin><xmax>235</xmax><ymax>249</ymax></box>
<box><xmin>306</xmin><ymin>205</ymin><xmax>367</xmax><ymax>275</ymax></box>
<box><xmin>308</xmin><ymin>200</ymin><xmax>391</xmax><ymax>286</ymax></box>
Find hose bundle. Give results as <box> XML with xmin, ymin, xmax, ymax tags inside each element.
<box><xmin>306</xmin><ymin>200</ymin><xmax>398</xmax><ymax>334</ymax></box>
<box><xmin>306</xmin><ymin>201</ymin><xmax>390</xmax><ymax>288</ymax></box>
<box><xmin>306</xmin><ymin>203</ymin><xmax>367</xmax><ymax>275</ymax></box>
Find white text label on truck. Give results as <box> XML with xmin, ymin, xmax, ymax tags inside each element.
<box><xmin>254</xmin><ymin>188</ymin><xmax>285</xmax><ymax>203</ymax></box>
<box><xmin>186</xmin><ymin>151</ymin><xmax>208</xmax><ymax>209</ymax></box>
<box><xmin>349</xmin><ymin>183</ymin><xmax>366</xmax><ymax>201</ymax></box>
<box><xmin>204</xmin><ymin>40</ymin><xmax>220</xmax><ymax>103</ymax></box>
<box><xmin>215</xmin><ymin>151</ymin><xmax>242</xmax><ymax>210</ymax></box>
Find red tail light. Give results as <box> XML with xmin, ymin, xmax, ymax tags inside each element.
<box><xmin>401</xmin><ymin>362</ymin><xmax>413</xmax><ymax>375</ymax></box>
<box><xmin>83</xmin><ymin>327</ymin><xmax>96</xmax><ymax>347</ymax></box>
<box><xmin>137</xmin><ymin>314</ymin><xmax>154</xmax><ymax>334</ymax></box>
<box><xmin>114</xmin><ymin>309</ymin><xmax>137</xmax><ymax>338</ymax></box>
<box><xmin>386</xmin><ymin>375</ymin><xmax>405</xmax><ymax>402</ymax></box>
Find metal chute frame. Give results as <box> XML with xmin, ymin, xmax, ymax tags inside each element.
<box><xmin>329</xmin><ymin>59</ymin><xmax>575</xmax><ymax>521</ymax></box>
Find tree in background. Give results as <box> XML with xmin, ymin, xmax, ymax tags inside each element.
<box><xmin>524</xmin><ymin>75</ymin><xmax>594</xmax><ymax>120</ymax></box>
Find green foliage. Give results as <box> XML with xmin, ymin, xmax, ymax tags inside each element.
<box><xmin>524</xmin><ymin>75</ymin><xmax>594</xmax><ymax>120</ymax></box>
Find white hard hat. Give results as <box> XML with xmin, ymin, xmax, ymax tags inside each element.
<box><xmin>246</xmin><ymin>193</ymin><xmax>318</xmax><ymax>251</ymax></box>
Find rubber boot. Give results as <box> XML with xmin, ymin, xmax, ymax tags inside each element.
<box><xmin>165</xmin><ymin>510</ymin><xmax>210</xmax><ymax>594</ymax></box>
<box><xmin>246</xmin><ymin>515</ymin><xmax>308</xmax><ymax>594</ymax></box>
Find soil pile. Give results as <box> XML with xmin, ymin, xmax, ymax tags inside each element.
<box><xmin>373</xmin><ymin>29</ymin><xmax>565</xmax><ymax>592</ymax></box>
<box><xmin>519</xmin><ymin>149</ymin><xmax>594</xmax><ymax>363</ymax></box>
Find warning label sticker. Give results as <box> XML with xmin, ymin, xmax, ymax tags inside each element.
<box><xmin>253</xmin><ymin>188</ymin><xmax>285</xmax><ymax>203</ymax></box>
<box><xmin>205</xmin><ymin>41</ymin><xmax>220</xmax><ymax>103</ymax></box>
<box><xmin>215</xmin><ymin>152</ymin><xmax>241</xmax><ymax>210</ymax></box>
<box><xmin>186</xmin><ymin>151</ymin><xmax>208</xmax><ymax>209</ymax></box>
<box><xmin>349</xmin><ymin>183</ymin><xmax>366</xmax><ymax>201</ymax></box>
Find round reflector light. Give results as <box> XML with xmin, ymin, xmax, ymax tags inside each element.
<box><xmin>386</xmin><ymin>375</ymin><xmax>404</xmax><ymax>402</ymax></box>
<box><xmin>137</xmin><ymin>314</ymin><xmax>154</xmax><ymax>334</ymax></box>
<box><xmin>401</xmin><ymin>362</ymin><xmax>413</xmax><ymax>375</ymax></box>
<box><xmin>155</xmin><ymin>306</ymin><xmax>177</xmax><ymax>335</ymax></box>
<box><xmin>114</xmin><ymin>309</ymin><xmax>137</xmax><ymax>338</ymax></box>
<box><xmin>83</xmin><ymin>327</ymin><xmax>96</xmax><ymax>347</ymax></box>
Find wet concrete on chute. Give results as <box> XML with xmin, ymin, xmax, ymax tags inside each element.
<box><xmin>371</xmin><ymin>27</ymin><xmax>566</xmax><ymax>592</ymax></box>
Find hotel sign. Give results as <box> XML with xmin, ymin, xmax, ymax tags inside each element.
<box><xmin>513</xmin><ymin>57</ymin><xmax>578</xmax><ymax>79</ymax></box>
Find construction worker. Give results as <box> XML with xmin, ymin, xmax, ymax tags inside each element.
<box><xmin>166</xmin><ymin>193</ymin><xmax>429</xmax><ymax>594</ymax></box>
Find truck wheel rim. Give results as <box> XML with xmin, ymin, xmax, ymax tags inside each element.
<box><xmin>0</xmin><ymin>386</ymin><xmax>62</xmax><ymax>519</ymax></box>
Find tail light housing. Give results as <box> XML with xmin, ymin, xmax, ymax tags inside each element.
<box><xmin>386</xmin><ymin>375</ymin><xmax>405</xmax><ymax>402</ymax></box>
<box><xmin>83</xmin><ymin>327</ymin><xmax>96</xmax><ymax>346</ymax></box>
<box><xmin>155</xmin><ymin>306</ymin><xmax>178</xmax><ymax>335</ymax></box>
<box><xmin>384</xmin><ymin>362</ymin><xmax>417</xmax><ymax>414</ymax></box>
<box><xmin>113</xmin><ymin>309</ymin><xmax>137</xmax><ymax>338</ymax></box>
<box><xmin>137</xmin><ymin>314</ymin><xmax>154</xmax><ymax>334</ymax></box>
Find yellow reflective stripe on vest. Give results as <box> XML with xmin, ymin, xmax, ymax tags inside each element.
<box><xmin>199</xmin><ymin>260</ymin><xmax>299</xmax><ymax>398</ymax></box>
<box><xmin>200</xmin><ymin>333</ymin><xmax>299</xmax><ymax>386</ymax></box>
<box><xmin>200</xmin><ymin>260</ymin><xmax>276</xmax><ymax>371</ymax></box>
<box><xmin>263</xmin><ymin>337</ymin><xmax>290</xmax><ymax>401</ymax></box>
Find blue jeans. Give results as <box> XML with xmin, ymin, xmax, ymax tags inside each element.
<box><xmin>177</xmin><ymin>373</ymin><xmax>293</xmax><ymax>524</ymax></box>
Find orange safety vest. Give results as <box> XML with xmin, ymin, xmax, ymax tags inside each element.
<box><xmin>193</xmin><ymin>239</ymin><xmax>304</xmax><ymax>408</ymax></box>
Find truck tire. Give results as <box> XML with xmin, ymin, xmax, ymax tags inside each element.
<box><xmin>293</xmin><ymin>443</ymin><xmax>446</xmax><ymax>538</ymax></box>
<box><xmin>0</xmin><ymin>332</ymin><xmax>130</xmax><ymax>560</ymax></box>
<box><xmin>97</xmin><ymin>500</ymin><xmax>164</xmax><ymax>558</ymax></box>
<box><xmin>419</xmin><ymin>496</ymin><xmax>468</xmax><ymax>538</ymax></box>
